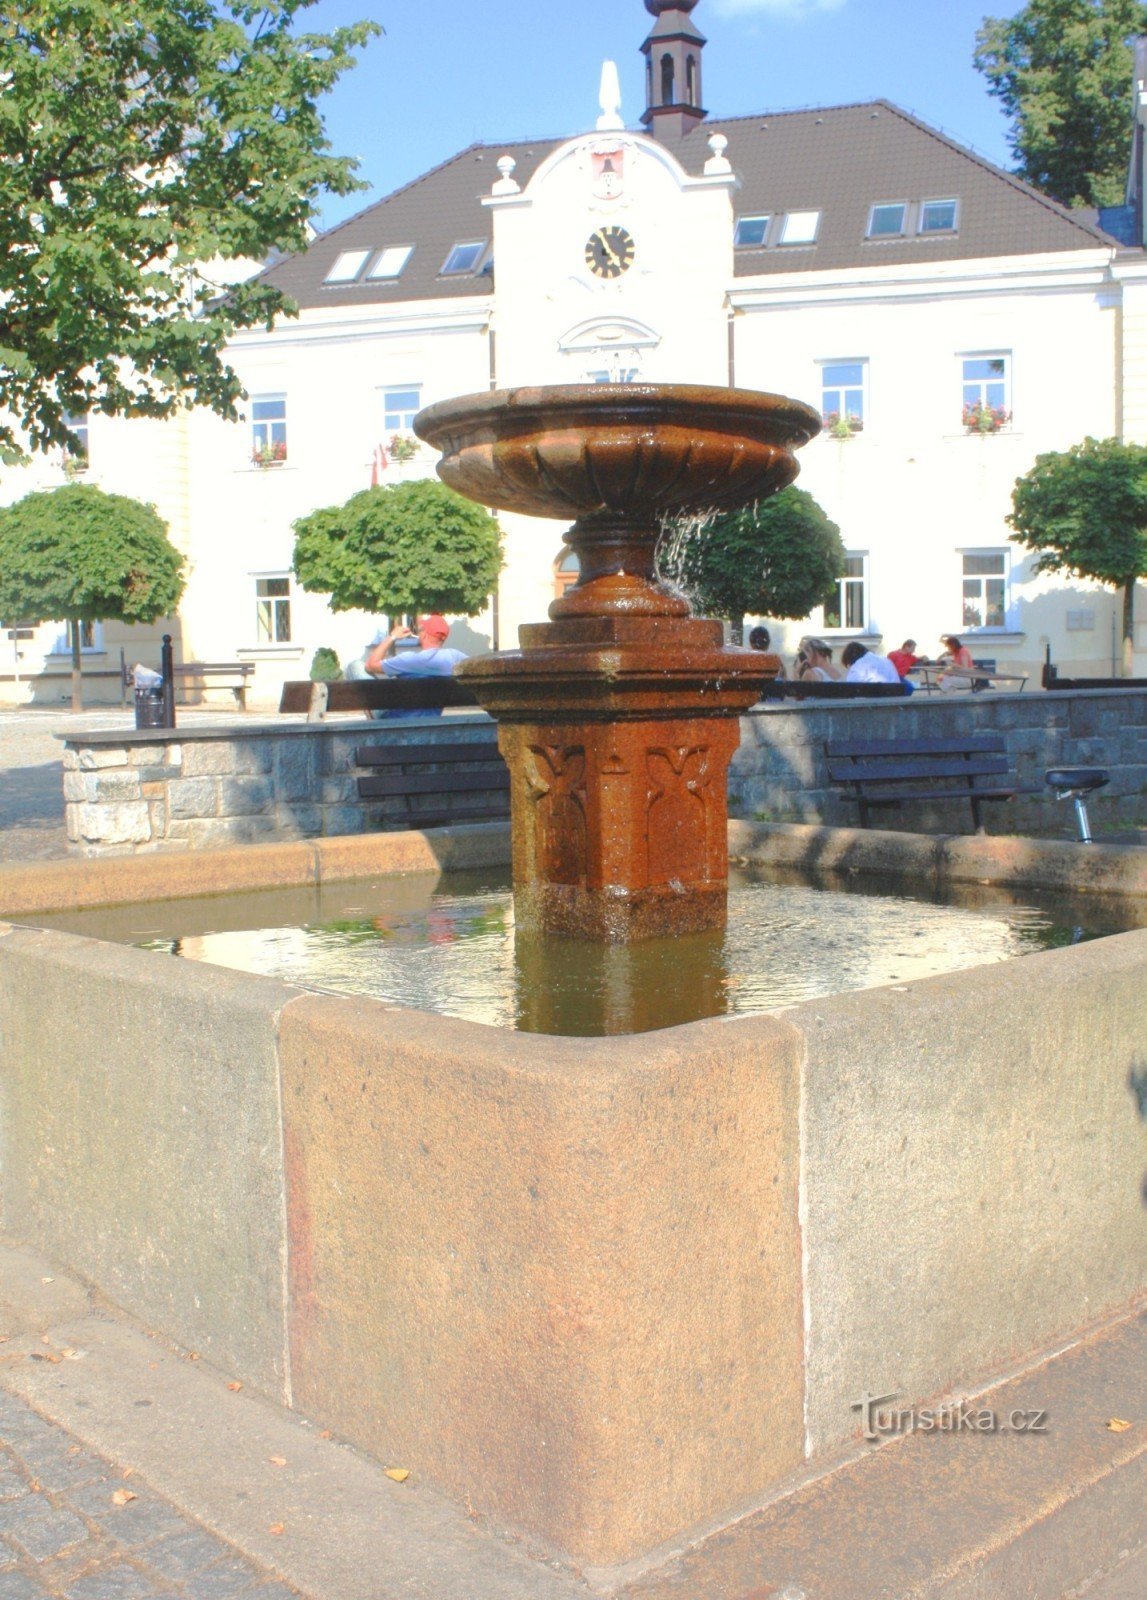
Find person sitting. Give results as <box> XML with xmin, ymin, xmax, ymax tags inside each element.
<box><xmin>938</xmin><ymin>633</ymin><xmax>976</xmax><ymax>691</ymax></box>
<box><xmin>747</xmin><ymin>624</ymin><xmax>785</xmax><ymax>680</ymax></box>
<box><xmin>359</xmin><ymin>614</ymin><xmax>468</xmax><ymax>719</ymax></box>
<box><xmin>795</xmin><ymin>637</ymin><xmax>841</xmax><ymax>682</ymax></box>
<box><xmin>841</xmin><ymin>641</ymin><xmax>904</xmax><ymax>686</ymax></box>
<box><xmin>886</xmin><ymin>638</ymin><xmax>921</xmax><ymax>678</ymax></box>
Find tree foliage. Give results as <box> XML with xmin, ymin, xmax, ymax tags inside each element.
<box><xmin>0</xmin><ymin>0</ymin><xmax>380</xmax><ymax>459</ymax></box>
<box><xmin>973</xmin><ymin>0</ymin><xmax>1147</xmax><ymax>208</ymax></box>
<box><xmin>656</xmin><ymin>486</ymin><xmax>847</xmax><ymax>639</ymax></box>
<box><xmin>292</xmin><ymin>478</ymin><xmax>504</xmax><ymax>617</ymax></box>
<box><xmin>1008</xmin><ymin>435</ymin><xmax>1147</xmax><ymax>669</ymax></box>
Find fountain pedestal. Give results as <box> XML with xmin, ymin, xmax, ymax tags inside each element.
<box><xmin>415</xmin><ymin>383</ymin><xmax>821</xmax><ymax>941</ymax></box>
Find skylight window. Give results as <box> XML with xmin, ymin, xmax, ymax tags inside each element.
<box><xmin>734</xmin><ymin>215</ymin><xmax>770</xmax><ymax>248</ymax></box>
<box><xmin>367</xmin><ymin>245</ymin><xmax>414</xmax><ymax>280</ymax></box>
<box><xmin>920</xmin><ymin>199</ymin><xmax>958</xmax><ymax>233</ymax></box>
<box><xmin>867</xmin><ymin>203</ymin><xmax>907</xmax><ymax>239</ymax></box>
<box><xmin>441</xmin><ymin>241</ymin><xmax>486</xmax><ymax>276</ymax></box>
<box><xmin>779</xmin><ymin>211</ymin><xmax>820</xmax><ymax>246</ymax></box>
<box><xmin>324</xmin><ymin>250</ymin><xmax>371</xmax><ymax>284</ymax></box>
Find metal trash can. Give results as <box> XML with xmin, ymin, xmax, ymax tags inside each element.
<box><xmin>134</xmin><ymin>685</ymin><xmax>167</xmax><ymax>730</ymax></box>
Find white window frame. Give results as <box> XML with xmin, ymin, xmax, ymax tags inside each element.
<box><xmin>324</xmin><ymin>249</ymin><xmax>371</xmax><ymax>284</ymax></box>
<box><xmin>920</xmin><ymin>198</ymin><xmax>958</xmax><ymax>234</ymax></box>
<box><xmin>960</xmin><ymin>352</ymin><xmax>1011</xmax><ymax>421</ymax></box>
<box><xmin>959</xmin><ymin>549</ymin><xmax>1011</xmax><ymax>632</ymax></box>
<box><xmin>62</xmin><ymin>410</ymin><xmax>89</xmax><ymax>468</ymax></box>
<box><xmin>48</xmin><ymin>619</ymin><xmax>104</xmax><ymax>655</ymax></box>
<box><xmin>779</xmin><ymin>210</ymin><xmax>821</xmax><ymax>245</ymax></box>
<box><xmin>382</xmin><ymin>384</ymin><xmax>422</xmax><ymax>434</ymax></box>
<box><xmin>441</xmin><ymin>240</ymin><xmax>486</xmax><ymax>276</ymax></box>
<box><xmin>867</xmin><ymin>202</ymin><xmax>907</xmax><ymax>239</ymax></box>
<box><xmin>254</xmin><ymin>574</ymin><xmax>292</xmax><ymax>645</ymax></box>
<box><xmin>823</xmin><ymin>552</ymin><xmax>869</xmax><ymax>632</ymax></box>
<box><xmin>734</xmin><ymin>215</ymin><xmax>770</xmax><ymax>248</ymax></box>
<box><xmin>367</xmin><ymin>245</ymin><xmax>414</xmax><ymax>280</ymax></box>
<box><xmin>818</xmin><ymin>358</ymin><xmax>868</xmax><ymax>433</ymax></box>
<box><xmin>250</xmin><ymin>393</ymin><xmax>287</xmax><ymax>464</ymax></box>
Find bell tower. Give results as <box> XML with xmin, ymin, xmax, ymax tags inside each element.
<box><xmin>640</xmin><ymin>0</ymin><xmax>707</xmax><ymax>141</ymax></box>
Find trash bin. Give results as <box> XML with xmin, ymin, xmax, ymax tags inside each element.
<box><xmin>134</xmin><ymin>685</ymin><xmax>167</xmax><ymax>730</ymax></box>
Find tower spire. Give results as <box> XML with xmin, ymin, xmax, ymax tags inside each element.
<box><xmin>640</xmin><ymin>0</ymin><xmax>707</xmax><ymax>141</ymax></box>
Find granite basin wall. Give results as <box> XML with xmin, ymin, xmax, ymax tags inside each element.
<box><xmin>61</xmin><ymin>712</ymin><xmax>498</xmax><ymax>855</ymax></box>
<box><xmin>730</xmin><ymin>687</ymin><xmax>1147</xmax><ymax>833</ymax></box>
<box><xmin>1</xmin><ymin>828</ymin><xmax>1145</xmax><ymax>1572</ymax></box>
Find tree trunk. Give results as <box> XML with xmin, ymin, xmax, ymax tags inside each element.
<box><xmin>730</xmin><ymin>615</ymin><xmax>744</xmax><ymax>646</ymax></box>
<box><xmin>70</xmin><ymin>619</ymin><xmax>84</xmax><ymax>712</ymax></box>
<box><xmin>1122</xmin><ymin>579</ymin><xmax>1137</xmax><ymax>678</ymax></box>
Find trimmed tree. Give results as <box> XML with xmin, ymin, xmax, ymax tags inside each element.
<box><xmin>656</xmin><ymin>486</ymin><xmax>847</xmax><ymax>644</ymax></box>
<box><xmin>292</xmin><ymin>478</ymin><xmax>504</xmax><ymax>622</ymax></box>
<box><xmin>973</xmin><ymin>0</ymin><xmax>1147</xmax><ymax>209</ymax></box>
<box><xmin>0</xmin><ymin>0</ymin><xmax>379</xmax><ymax>460</ymax></box>
<box><xmin>1008</xmin><ymin>435</ymin><xmax>1147</xmax><ymax>674</ymax></box>
<box><xmin>0</xmin><ymin>483</ymin><xmax>185</xmax><ymax>708</ymax></box>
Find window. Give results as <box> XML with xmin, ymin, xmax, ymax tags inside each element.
<box><xmin>867</xmin><ymin>203</ymin><xmax>906</xmax><ymax>238</ymax></box>
<box><xmin>251</xmin><ymin>395</ymin><xmax>287</xmax><ymax>464</ymax></box>
<box><xmin>554</xmin><ymin>547</ymin><xmax>579</xmax><ymax>599</ymax></box>
<box><xmin>63</xmin><ymin>411</ymin><xmax>89</xmax><ymax>467</ymax></box>
<box><xmin>382</xmin><ymin>386</ymin><xmax>421</xmax><ymax>432</ymax></box>
<box><xmin>779</xmin><ymin>210</ymin><xmax>820</xmax><ymax>245</ymax></box>
<box><xmin>441</xmin><ymin>241</ymin><xmax>486</xmax><ymax>275</ymax></box>
<box><xmin>255</xmin><ymin>576</ymin><xmax>292</xmax><ymax>644</ymax></box>
<box><xmin>367</xmin><ymin>245</ymin><xmax>414</xmax><ymax>280</ymax></box>
<box><xmin>50</xmin><ymin>620</ymin><xmax>103</xmax><ymax>654</ymax></box>
<box><xmin>734</xmin><ymin>215</ymin><xmax>769</xmax><ymax>248</ymax></box>
<box><xmin>961</xmin><ymin>353</ymin><xmax>1010</xmax><ymax>431</ymax></box>
<box><xmin>961</xmin><ymin>552</ymin><xmax>1008</xmax><ymax>630</ymax></box>
<box><xmin>820</xmin><ymin>359</ymin><xmax>866</xmax><ymax>432</ymax></box>
<box><xmin>824</xmin><ymin>554</ymin><xmax>868</xmax><ymax>631</ymax></box>
<box><xmin>324</xmin><ymin>250</ymin><xmax>371</xmax><ymax>284</ymax></box>
<box><xmin>920</xmin><ymin>199</ymin><xmax>958</xmax><ymax>233</ymax></box>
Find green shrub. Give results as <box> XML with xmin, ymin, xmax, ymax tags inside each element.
<box><xmin>309</xmin><ymin>647</ymin><xmax>342</xmax><ymax>682</ymax></box>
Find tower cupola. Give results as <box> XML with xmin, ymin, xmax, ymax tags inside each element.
<box><xmin>641</xmin><ymin>0</ymin><xmax>707</xmax><ymax>141</ymax></box>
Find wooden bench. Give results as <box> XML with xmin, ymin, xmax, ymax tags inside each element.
<box><xmin>758</xmin><ymin>679</ymin><xmax>909</xmax><ymax>701</ymax></box>
<box><xmin>279</xmin><ymin>678</ymin><xmax>480</xmax><ymax>719</ymax></box>
<box><xmin>912</xmin><ymin>659</ymin><xmax>1028</xmax><ymax>694</ymax></box>
<box><xmin>355</xmin><ymin>738</ymin><xmax>510</xmax><ymax>830</ymax></box>
<box><xmin>826</xmin><ymin>734</ymin><xmax>1023</xmax><ymax>832</ymax></box>
<box><xmin>122</xmin><ymin>657</ymin><xmax>255</xmax><ymax>709</ymax></box>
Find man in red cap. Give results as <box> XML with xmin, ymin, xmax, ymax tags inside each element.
<box><xmin>361</xmin><ymin>614</ymin><xmax>468</xmax><ymax>719</ymax></box>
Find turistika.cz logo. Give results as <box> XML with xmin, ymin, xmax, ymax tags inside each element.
<box><xmin>852</xmin><ymin>1390</ymin><xmax>1048</xmax><ymax>1442</ymax></box>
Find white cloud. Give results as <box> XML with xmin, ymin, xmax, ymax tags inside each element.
<box><xmin>711</xmin><ymin>0</ymin><xmax>847</xmax><ymax>17</ymax></box>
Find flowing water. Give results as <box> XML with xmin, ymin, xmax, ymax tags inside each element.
<box><xmin>25</xmin><ymin>867</ymin><xmax>1143</xmax><ymax>1036</ymax></box>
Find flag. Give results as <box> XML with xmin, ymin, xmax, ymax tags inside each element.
<box><xmin>370</xmin><ymin>442</ymin><xmax>388</xmax><ymax>487</ymax></box>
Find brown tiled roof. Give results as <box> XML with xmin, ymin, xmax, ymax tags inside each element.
<box><xmin>259</xmin><ymin>99</ymin><xmax>1116</xmax><ymax>311</ymax></box>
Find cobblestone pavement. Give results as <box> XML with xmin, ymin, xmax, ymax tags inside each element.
<box><xmin>0</xmin><ymin>1392</ymin><xmax>300</xmax><ymax>1599</ymax></box>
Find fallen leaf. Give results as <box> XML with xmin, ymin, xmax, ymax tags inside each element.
<box><xmin>319</xmin><ymin>1430</ymin><xmax>332</xmax><ymax>1440</ymax></box>
<box><xmin>269</xmin><ymin>1523</ymin><xmax>285</xmax><ymax>1536</ymax></box>
<box><xmin>61</xmin><ymin>1348</ymin><xmax>82</xmax><ymax>1361</ymax></box>
<box><xmin>123</xmin><ymin>1468</ymin><xmax>136</xmax><ymax>1480</ymax></box>
<box><xmin>268</xmin><ymin>1456</ymin><xmax>287</xmax><ymax>1468</ymax></box>
<box><xmin>385</xmin><ymin>1468</ymin><xmax>410</xmax><ymax>1483</ymax></box>
<box><xmin>41</xmin><ymin>1277</ymin><xmax>53</xmax><ymax>1285</ymax></box>
<box><xmin>111</xmin><ymin>1489</ymin><xmax>137</xmax><ymax>1506</ymax></box>
<box><xmin>227</xmin><ymin>1382</ymin><xmax>243</xmax><ymax>1392</ymax></box>
<box><xmin>1107</xmin><ymin>1418</ymin><xmax>1133</xmax><ymax>1432</ymax></box>
<box><xmin>187</xmin><ymin>1352</ymin><xmax>200</xmax><ymax>1362</ymax></box>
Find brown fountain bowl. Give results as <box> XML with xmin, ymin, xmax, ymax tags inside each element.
<box><xmin>413</xmin><ymin>383</ymin><xmax>823</xmax><ymax>522</ymax></box>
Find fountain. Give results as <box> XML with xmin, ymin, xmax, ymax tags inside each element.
<box><xmin>414</xmin><ymin>381</ymin><xmax>821</xmax><ymax>940</ymax></box>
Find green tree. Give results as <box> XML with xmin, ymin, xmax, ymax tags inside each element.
<box><xmin>292</xmin><ymin>479</ymin><xmax>504</xmax><ymax>620</ymax></box>
<box><xmin>656</xmin><ymin>487</ymin><xmax>847</xmax><ymax>643</ymax></box>
<box><xmin>0</xmin><ymin>0</ymin><xmax>379</xmax><ymax>460</ymax></box>
<box><xmin>973</xmin><ymin>0</ymin><xmax>1147</xmax><ymax>209</ymax></box>
<box><xmin>0</xmin><ymin>483</ymin><xmax>185</xmax><ymax>708</ymax></box>
<box><xmin>1008</xmin><ymin>436</ymin><xmax>1147</xmax><ymax>673</ymax></box>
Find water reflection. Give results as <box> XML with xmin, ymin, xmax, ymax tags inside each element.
<box><xmin>23</xmin><ymin>866</ymin><xmax>1143</xmax><ymax>1037</ymax></box>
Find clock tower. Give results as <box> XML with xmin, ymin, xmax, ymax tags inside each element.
<box><xmin>641</xmin><ymin>0</ymin><xmax>707</xmax><ymax>141</ymax></box>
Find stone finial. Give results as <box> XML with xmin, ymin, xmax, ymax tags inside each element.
<box><xmin>492</xmin><ymin>155</ymin><xmax>520</xmax><ymax>196</ymax></box>
<box><xmin>704</xmin><ymin>132</ymin><xmax>731</xmax><ymax>176</ymax></box>
<box><xmin>597</xmin><ymin>60</ymin><xmax>624</xmax><ymax>132</ymax></box>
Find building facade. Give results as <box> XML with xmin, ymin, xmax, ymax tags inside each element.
<box><xmin>3</xmin><ymin>0</ymin><xmax>1146</xmax><ymax>705</ymax></box>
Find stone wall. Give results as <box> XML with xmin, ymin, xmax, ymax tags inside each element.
<box><xmin>730</xmin><ymin>687</ymin><xmax>1147</xmax><ymax>834</ymax></box>
<box><xmin>62</xmin><ymin>713</ymin><xmax>498</xmax><ymax>855</ymax></box>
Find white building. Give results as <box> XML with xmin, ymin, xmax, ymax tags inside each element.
<box><xmin>4</xmin><ymin>0</ymin><xmax>1146</xmax><ymax>705</ymax></box>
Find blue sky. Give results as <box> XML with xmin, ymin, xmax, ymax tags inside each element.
<box><xmin>304</xmin><ymin>0</ymin><xmax>1025</xmax><ymax>231</ymax></box>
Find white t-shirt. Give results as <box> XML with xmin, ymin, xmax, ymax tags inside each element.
<box><xmin>845</xmin><ymin>652</ymin><xmax>901</xmax><ymax>684</ymax></box>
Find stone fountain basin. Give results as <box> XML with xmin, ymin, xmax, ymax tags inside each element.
<box><xmin>1</xmin><ymin>822</ymin><xmax>1145</xmax><ymax>1574</ymax></box>
<box><xmin>413</xmin><ymin>382</ymin><xmax>822</xmax><ymax>520</ymax></box>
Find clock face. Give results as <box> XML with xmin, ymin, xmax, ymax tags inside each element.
<box><xmin>585</xmin><ymin>225</ymin><xmax>635</xmax><ymax>280</ymax></box>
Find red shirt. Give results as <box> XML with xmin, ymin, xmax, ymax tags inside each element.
<box><xmin>887</xmin><ymin>649</ymin><xmax>918</xmax><ymax>678</ymax></box>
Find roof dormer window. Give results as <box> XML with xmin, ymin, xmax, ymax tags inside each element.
<box><xmin>367</xmin><ymin>245</ymin><xmax>414</xmax><ymax>280</ymax></box>
<box><xmin>920</xmin><ymin>199</ymin><xmax>958</xmax><ymax>234</ymax></box>
<box><xmin>867</xmin><ymin>202</ymin><xmax>907</xmax><ymax>239</ymax></box>
<box><xmin>441</xmin><ymin>240</ymin><xmax>486</xmax><ymax>276</ymax></box>
<box><xmin>324</xmin><ymin>249</ymin><xmax>371</xmax><ymax>284</ymax></box>
<box><xmin>779</xmin><ymin>211</ymin><xmax>821</xmax><ymax>246</ymax></box>
<box><xmin>734</xmin><ymin>215</ymin><xmax>770</xmax><ymax>248</ymax></box>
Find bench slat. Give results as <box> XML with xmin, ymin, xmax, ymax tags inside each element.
<box><xmin>828</xmin><ymin>756</ymin><xmax>1011</xmax><ymax>784</ymax></box>
<box><xmin>358</xmin><ymin>770</ymin><xmax>511</xmax><ymax>799</ymax></box>
<box><xmin>827</xmin><ymin>736</ymin><xmax>1005</xmax><ymax>758</ymax></box>
<box><xmin>354</xmin><ymin>741</ymin><xmax>502</xmax><ymax>768</ymax></box>
<box><xmin>279</xmin><ymin>678</ymin><xmax>480</xmax><ymax>714</ymax></box>
<box><xmin>366</xmin><ymin>805</ymin><xmax>510</xmax><ymax>830</ymax></box>
<box><xmin>846</xmin><ymin>785</ymin><xmax>1017</xmax><ymax>805</ymax></box>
